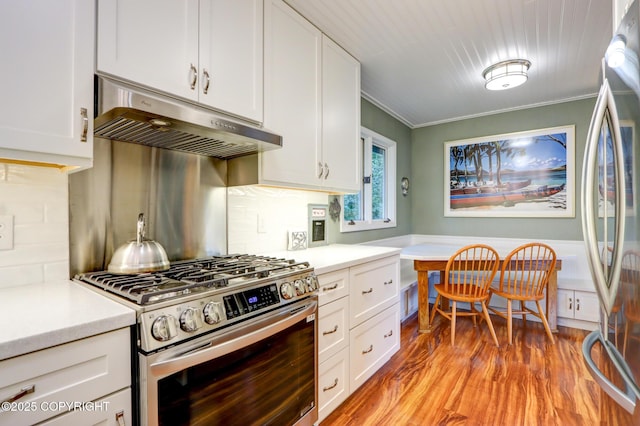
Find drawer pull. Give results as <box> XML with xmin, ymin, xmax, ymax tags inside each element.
<box><xmin>362</xmin><ymin>345</ymin><xmax>373</xmax><ymax>354</ymax></box>
<box><xmin>384</xmin><ymin>279</ymin><xmax>393</xmax><ymax>285</ymax></box>
<box><xmin>323</xmin><ymin>378</ymin><xmax>339</xmax><ymax>392</ymax></box>
<box><xmin>323</xmin><ymin>283</ymin><xmax>339</xmax><ymax>291</ymax></box>
<box><xmin>116</xmin><ymin>410</ymin><xmax>126</xmax><ymax>426</ymax></box>
<box><xmin>362</xmin><ymin>288</ymin><xmax>373</xmax><ymax>295</ymax></box>
<box><xmin>323</xmin><ymin>325</ymin><xmax>338</xmax><ymax>335</ymax></box>
<box><xmin>1</xmin><ymin>384</ymin><xmax>35</xmax><ymax>404</ymax></box>
<box><xmin>384</xmin><ymin>330</ymin><xmax>393</xmax><ymax>338</ymax></box>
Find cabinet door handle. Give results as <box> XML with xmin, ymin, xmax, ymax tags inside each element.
<box><xmin>384</xmin><ymin>330</ymin><xmax>393</xmax><ymax>338</ymax></box>
<box><xmin>318</xmin><ymin>162</ymin><xmax>324</xmax><ymax>178</ymax></box>
<box><xmin>323</xmin><ymin>283</ymin><xmax>338</xmax><ymax>292</ymax></box>
<box><xmin>384</xmin><ymin>279</ymin><xmax>393</xmax><ymax>285</ymax></box>
<box><xmin>324</xmin><ymin>162</ymin><xmax>330</xmax><ymax>179</ymax></box>
<box><xmin>322</xmin><ymin>378</ymin><xmax>338</xmax><ymax>392</ymax></box>
<box><xmin>1</xmin><ymin>384</ymin><xmax>35</xmax><ymax>404</ymax></box>
<box><xmin>80</xmin><ymin>108</ymin><xmax>88</xmax><ymax>142</ymax></box>
<box><xmin>116</xmin><ymin>410</ymin><xmax>126</xmax><ymax>426</ymax></box>
<box><xmin>202</xmin><ymin>69</ymin><xmax>210</xmax><ymax>95</ymax></box>
<box><xmin>362</xmin><ymin>344</ymin><xmax>373</xmax><ymax>354</ymax></box>
<box><xmin>576</xmin><ymin>298</ymin><xmax>581</xmax><ymax>311</ymax></box>
<box><xmin>189</xmin><ymin>63</ymin><xmax>198</xmax><ymax>90</ymax></box>
<box><xmin>322</xmin><ymin>325</ymin><xmax>338</xmax><ymax>335</ymax></box>
<box><xmin>568</xmin><ymin>297</ymin><xmax>573</xmax><ymax>310</ymax></box>
<box><xmin>362</xmin><ymin>288</ymin><xmax>373</xmax><ymax>295</ymax></box>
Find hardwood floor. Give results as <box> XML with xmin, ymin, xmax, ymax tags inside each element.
<box><xmin>320</xmin><ymin>312</ymin><xmax>603</xmax><ymax>425</ymax></box>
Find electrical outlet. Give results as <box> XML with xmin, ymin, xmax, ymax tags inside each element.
<box><xmin>0</xmin><ymin>215</ymin><xmax>14</xmax><ymax>250</ymax></box>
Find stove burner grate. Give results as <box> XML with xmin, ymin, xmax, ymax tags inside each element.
<box><xmin>76</xmin><ymin>254</ymin><xmax>311</xmax><ymax>305</ymax></box>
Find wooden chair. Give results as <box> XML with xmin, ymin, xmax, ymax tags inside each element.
<box><xmin>622</xmin><ymin>250</ymin><xmax>640</xmax><ymax>357</ymax></box>
<box><xmin>488</xmin><ymin>242</ymin><xmax>556</xmax><ymax>345</ymax></box>
<box><xmin>430</xmin><ymin>244</ymin><xmax>500</xmax><ymax>346</ymax></box>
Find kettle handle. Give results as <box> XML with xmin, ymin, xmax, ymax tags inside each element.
<box><xmin>136</xmin><ymin>213</ymin><xmax>146</xmax><ymax>244</ymax></box>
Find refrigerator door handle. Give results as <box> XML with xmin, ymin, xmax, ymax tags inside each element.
<box><xmin>583</xmin><ymin>330</ymin><xmax>637</xmax><ymax>414</ymax></box>
<box><xmin>581</xmin><ymin>77</ymin><xmax>627</xmax><ymax>317</ymax></box>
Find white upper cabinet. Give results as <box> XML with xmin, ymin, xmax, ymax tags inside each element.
<box><xmin>261</xmin><ymin>0</ymin><xmax>360</xmax><ymax>193</ymax></box>
<box><xmin>321</xmin><ymin>36</ymin><xmax>361</xmax><ymax>192</ymax></box>
<box><xmin>261</xmin><ymin>0</ymin><xmax>322</xmax><ymax>188</ymax></box>
<box><xmin>0</xmin><ymin>0</ymin><xmax>94</xmax><ymax>168</ymax></box>
<box><xmin>97</xmin><ymin>0</ymin><xmax>263</xmax><ymax>123</ymax></box>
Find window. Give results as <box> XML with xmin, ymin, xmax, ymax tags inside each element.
<box><xmin>341</xmin><ymin>127</ymin><xmax>396</xmax><ymax>232</ymax></box>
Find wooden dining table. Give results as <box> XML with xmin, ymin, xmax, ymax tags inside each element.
<box><xmin>400</xmin><ymin>243</ymin><xmax>562</xmax><ymax>334</ymax></box>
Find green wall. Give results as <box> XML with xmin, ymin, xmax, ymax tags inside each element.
<box><xmin>411</xmin><ymin>97</ymin><xmax>597</xmax><ymax>240</ymax></box>
<box><xmin>329</xmin><ymin>98</ymin><xmax>412</xmax><ymax>244</ymax></box>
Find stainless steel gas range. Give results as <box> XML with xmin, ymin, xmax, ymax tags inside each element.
<box><xmin>75</xmin><ymin>254</ymin><xmax>319</xmax><ymax>426</ymax></box>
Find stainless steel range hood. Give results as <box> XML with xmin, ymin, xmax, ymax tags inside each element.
<box><xmin>94</xmin><ymin>76</ymin><xmax>282</xmax><ymax>159</ymax></box>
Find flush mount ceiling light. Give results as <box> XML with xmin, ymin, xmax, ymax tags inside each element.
<box><xmin>482</xmin><ymin>59</ymin><xmax>531</xmax><ymax>90</ymax></box>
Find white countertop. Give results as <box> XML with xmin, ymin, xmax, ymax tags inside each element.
<box><xmin>400</xmin><ymin>243</ymin><xmax>467</xmax><ymax>261</ymax></box>
<box><xmin>0</xmin><ymin>280</ymin><xmax>136</xmax><ymax>361</ymax></box>
<box><xmin>265</xmin><ymin>244</ymin><xmax>402</xmax><ymax>275</ymax></box>
<box><xmin>400</xmin><ymin>242</ymin><xmax>578</xmax><ymax>261</ymax></box>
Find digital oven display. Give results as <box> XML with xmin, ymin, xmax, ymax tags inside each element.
<box><xmin>223</xmin><ymin>284</ymin><xmax>280</xmax><ymax>319</ymax></box>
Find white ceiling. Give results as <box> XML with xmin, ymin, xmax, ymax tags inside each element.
<box><xmin>284</xmin><ymin>0</ymin><xmax>613</xmax><ymax>128</ymax></box>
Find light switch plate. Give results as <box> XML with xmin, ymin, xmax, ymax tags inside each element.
<box><xmin>0</xmin><ymin>215</ymin><xmax>14</xmax><ymax>250</ymax></box>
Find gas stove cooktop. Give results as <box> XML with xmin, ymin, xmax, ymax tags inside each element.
<box><xmin>75</xmin><ymin>254</ymin><xmax>313</xmax><ymax>306</ymax></box>
<box><xmin>75</xmin><ymin>254</ymin><xmax>318</xmax><ymax>352</ymax></box>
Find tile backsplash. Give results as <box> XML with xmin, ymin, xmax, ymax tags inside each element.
<box><xmin>0</xmin><ymin>165</ymin><xmax>331</xmax><ymax>287</ymax></box>
<box><xmin>0</xmin><ymin>163</ymin><xmax>69</xmax><ymax>288</ymax></box>
<box><xmin>227</xmin><ymin>185</ymin><xmax>329</xmax><ymax>254</ymax></box>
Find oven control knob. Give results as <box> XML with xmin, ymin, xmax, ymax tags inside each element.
<box><xmin>151</xmin><ymin>315</ymin><xmax>179</xmax><ymax>341</ymax></box>
<box><xmin>305</xmin><ymin>275</ymin><xmax>318</xmax><ymax>292</ymax></box>
<box><xmin>293</xmin><ymin>279</ymin><xmax>306</xmax><ymax>296</ymax></box>
<box><xmin>280</xmin><ymin>282</ymin><xmax>295</xmax><ymax>300</ymax></box>
<box><xmin>180</xmin><ymin>307</ymin><xmax>204</xmax><ymax>332</ymax></box>
<box><xmin>203</xmin><ymin>301</ymin><xmax>224</xmax><ymax>324</ymax></box>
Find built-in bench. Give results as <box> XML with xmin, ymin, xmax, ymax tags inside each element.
<box><xmin>363</xmin><ymin>234</ymin><xmax>599</xmax><ymax>331</ymax></box>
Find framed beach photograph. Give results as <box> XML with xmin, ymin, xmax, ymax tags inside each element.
<box><xmin>598</xmin><ymin>120</ymin><xmax>635</xmax><ymax>218</ymax></box>
<box><xmin>444</xmin><ymin>125</ymin><xmax>575</xmax><ymax>218</ymax></box>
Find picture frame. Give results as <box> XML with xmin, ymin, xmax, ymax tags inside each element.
<box><xmin>444</xmin><ymin>125</ymin><xmax>575</xmax><ymax>218</ymax></box>
<box><xmin>599</xmin><ymin>120</ymin><xmax>635</xmax><ymax>217</ymax></box>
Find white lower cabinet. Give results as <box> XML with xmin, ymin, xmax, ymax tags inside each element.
<box><xmin>349</xmin><ymin>303</ymin><xmax>400</xmax><ymax>392</ymax></box>
<box><xmin>319</xmin><ymin>296</ymin><xmax>349</xmax><ymax>364</ymax></box>
<box><xmin>0</xmin><ymin>328</ymin><xmax>131</xmax><ymax>426</ymax></box>
<box><xmin>558</xmin><ymin>289</ymin><xmax>600</xmax><ymax>322</ymax></box>
<box><xmin>316</xmin><ymin>254</ymin><xmax>400</xmax><ymax>423</ymax></box>
<box><xmin>318</xmin><ymin>347</ymin><xmax>349</xmax><ymax>422</ymax></box>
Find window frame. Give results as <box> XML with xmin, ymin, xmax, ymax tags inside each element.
<box><xmin>340</xmin><ymin>127</ymin><xmax>397</xmax><ymax>233</ymax></box>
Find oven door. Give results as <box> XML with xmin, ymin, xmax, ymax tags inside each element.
<box><xmin>140</xmin><ymin>297</ymin><xmax>318</xmax><ymax>426</ymax></box>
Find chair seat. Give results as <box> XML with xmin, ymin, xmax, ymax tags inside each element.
<box><xmin>490</xmin><ymin>288</ymin><xmax>545</xmax><ymax>302</ymax></box>
<box><xmin>434</xmin><ymin>284</ymin><xmax>489</xmax><ymax>303</ymax></box>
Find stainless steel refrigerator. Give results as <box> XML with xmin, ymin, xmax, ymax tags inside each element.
<box><xmin>582</xmin><ymin>1</ymin><xmax>640</xmax><ymax>423</ymax></box>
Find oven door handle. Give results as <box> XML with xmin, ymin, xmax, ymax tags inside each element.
<box><xmin>149</xmin><ymin>299</ymin><xmax>317</xmax><ymax>378</ymax></box>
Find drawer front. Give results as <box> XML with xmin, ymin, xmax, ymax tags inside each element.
<box><xmin>38</xmin><ymin>387</ymin><xmax>132</xmax><ymax>426</ymax></box>
<box><xmin>349</xmin><ymin>256</ymin><xmax>399</xmax><ymax>328</ymax></box>
<box><xmin>0</xmin><ymin>328</ymin><xmax>131</xmax><ymax>426</ymax></box>
<box><xmin>318</xmin><ymin>296</ymin><xmax>349</xmax><ymax>363</ymax></box>
<box><xmin>349</xmin><ymin>303</ymin><xmax>400</xmax><ymax>393</ymax></box>
<box><xmin>318</xmin><ymin>347</ymin><xmax>349</xmax><ymax>423</ymax></box>
<box><xmin>317</xmin><ymin>268</ymin><xmax>349</xmax><ymax>306</ymax></box>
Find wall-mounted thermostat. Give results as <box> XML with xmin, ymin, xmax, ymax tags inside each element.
<box><xmin>308</xmin><ymin>204</ymin><xmax>328</xmax><ymax>247</ymax></box>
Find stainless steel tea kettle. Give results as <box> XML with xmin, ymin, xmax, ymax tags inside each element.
<box><xmin>108</xmin><ymin>213</ymin><xmax>170</xmax><ymax>274</ymax></box>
